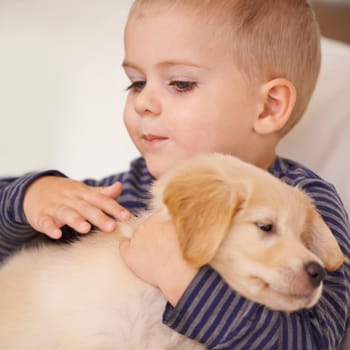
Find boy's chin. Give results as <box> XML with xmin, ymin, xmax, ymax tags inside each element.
<box><xmin>146</xmin><ymin>161</ymin><xmax>169</xmax><ymax>179</ymax></box>
<box><xmin>144</xmin><ymin>152</ymin><xmax>202</xmax><ymax>178</ymax></box>
<box><xmin>145</xmin><ymin>157</ymin><xmax>183</xmax><ymax>179</ymax></box>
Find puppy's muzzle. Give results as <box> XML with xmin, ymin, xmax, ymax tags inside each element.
<box><xmin>305</xmin><ymin>261</ymin><xmax>326</xmax><ymax>287</ymax></box>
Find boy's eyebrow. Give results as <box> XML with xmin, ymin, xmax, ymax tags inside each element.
<box><xmin>157</xmin><ymin>60</ymin><xmax>206</xmax><ymax>69</ymax></box>
<box><xmin>122</xmin><ymin>60</ymin><xmax>139</xmax><ymax>70</ymax></box>
<box><xmin>122</xmin><ymin>59</ymin><xmax>207</xmax><ymax>70</ymax></box>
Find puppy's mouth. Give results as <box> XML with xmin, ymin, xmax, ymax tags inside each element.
<box><xmin>250</xmin><ymin>275</ymin><xmax>320</xmax><ymax>300</ymax></box>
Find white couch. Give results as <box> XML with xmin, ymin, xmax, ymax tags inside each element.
<box><xmin>279</xmin><ymin>38</ymin><xmax>350</xmax><ymax>348</ymax></box>
<box><xmin>278</xmin><ymin>38</ymin><xmax>350</xmax><ymax>215</ymax></box>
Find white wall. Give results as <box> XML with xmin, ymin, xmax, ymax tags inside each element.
<box><xmin>0</xmin><ymin>0</ymin><xmax>137</xmax><ymax>179</ymax></box>
<box><xmin>1</xmin><ymin>1</ymin><xmax>350</xmax><ymax>215</ymax></box>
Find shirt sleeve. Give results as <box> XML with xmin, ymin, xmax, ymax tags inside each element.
<box><xmin>0</xmin><ymin>170</ymin><xmax>66</xmax><ymax>261</ymax></box>
<box><xmin>162</xmin><ymin>181</ymin><xmax>350</xmax><ymax>349</ymax></box>
<box><xmin>0</xmin><ymin>157</ymin><xmax>147</xmax><ymax>262</ymax></box>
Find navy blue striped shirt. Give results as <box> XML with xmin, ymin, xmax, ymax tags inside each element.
<box><xmin>0</xmin><ymin>156</ymin><xmax>349</xmax><ymax>349</ymax></box>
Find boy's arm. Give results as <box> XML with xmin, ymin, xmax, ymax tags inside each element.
<box><xmin>0</xmin><ymin>157</ymin><xmax>149</xmax><ymax>263</ymax></box>
<box><xmin>163</xmin><ymin>265</ymin><xmax>349</xmax><ymax>349</ymax></box>
<box><xmin>0</xmin><ymin>170</ymin><xmax>129</xmax><ymax>262</ymax></box>
<box><xmin>120</xmin><ymin>186</ymin><xmax>350</xmax><ymax>349</ymax></box>
<box><xmin>0</xmin><ymin>170</ymin><xmax>66</xmax><ymax>261</ymax></box>
<box><xmin>165</xmin><ymin>188</ymin><xmax>350</xmax><ymax>349</ymax></box>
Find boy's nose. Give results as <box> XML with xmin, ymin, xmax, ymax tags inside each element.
<box><xmin>134</xmin><ymin>87</ymin><xmax>161</xmax><ymax>117</ymax></box>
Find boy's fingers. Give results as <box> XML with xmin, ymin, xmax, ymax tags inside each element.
<box><xmin>103</xmin><ymin>183</ymin><xmax>131</xmax><ymax>221</ymax></box>
<box><xmin>69</xmin><ymin>219</ymin><xmax>91</xmax><ymax>234</ymax></box>
<box><xmin>38</xmin><ymin>215</ymin><xmax>62</xmax><ymax>239</ymax></box>
<box><xmin>116</xmin><ymin>209</ymin><xmax>131</xmax><ymax>221</ymax></box>
<box><xmin>53</xmin><ymin>206</ymin><xmax>91</xmax><ymax>234</ymax></box>
<box><xmin>77</xmin><ymin>201</ymin><xmax>117</xmax><ymax>232</ymax></box>
<box><xmin>92</xmin><ymin>197</ymin><xmax>130</xmax><ymax>222</ymax></box>
<box><xmin>82</xmin><ymin>183</ymin><xmax>130</xmax><ymax>222</ymax></box>
<box><xmin>99</xmin><ymin>182</ymin><xmax>123</xmax><ymax>199</ymax></box>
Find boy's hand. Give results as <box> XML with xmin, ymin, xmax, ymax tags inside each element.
<box><xmin>119</xmin><ymin>213</ymin><xmax>198</xmax><ymax>306</ymax></box>
<box><xmin>23</xmin><ymin>176</ymin><xmax>130</xmax><ymax>239</ymax></box>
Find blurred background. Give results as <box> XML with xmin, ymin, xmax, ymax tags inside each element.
<box><xmin>0</xmin><ymin>0</ymin><xmax>349</xmax><ymax>180</ymax></box>
<box><xmin>0</xmin><ymin>0</ymin><xmax>136</xmax><ymax>179</ymax></box>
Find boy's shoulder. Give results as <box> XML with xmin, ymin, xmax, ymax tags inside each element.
<box><xmin>271</xmin><ymin>156</ymin><xmax>348</xmax><ymax>223</ymax></box>
<box><xmin>269</xmin><ymin>157</ymin><xmax>347</xmax><ymax>213</ymax></box>
<box><xmin>272</xmin><ymin>156</ymin><xmax>350</xmax><ymax>253</ymax></box>
<box><xmin>271</xmin><ymin>156</ymin><xmax>335</xmax><ymax>189</ymax></box>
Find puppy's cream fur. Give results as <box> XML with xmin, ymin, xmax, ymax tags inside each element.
<box><xmin>0</xmin><ymin>154</ymin><xmax>345</xmax><ymax>350</ymax></box>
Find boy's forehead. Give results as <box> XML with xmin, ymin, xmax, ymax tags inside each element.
<box><xmin>130</xmin><ymin>1</ymin><xmax>211</xmax><ymax>16</ymax></box>
<box><xmin>128</xmin><ymin>1</ymin><xmax>231</xmax><ymax>29</ymax></box>
<box><xmin>126</xmin><ymin>3</ymin><xmax>233</xmax><ymax>50</ymax></box>
<box><xmin>124</xmin><ymin>9</ymin><xmax>234</xmax><ymax>69</ymax></box>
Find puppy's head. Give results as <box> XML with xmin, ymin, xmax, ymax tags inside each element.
<box><xmin>153</xmin><ymin>153</ymin><xmax>345</xmax><ymax>312</ymax></box>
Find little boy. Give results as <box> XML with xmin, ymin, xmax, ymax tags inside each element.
<box><xmin>0</xmin><ymin>0</ymin><xmax>349</xmax><ymax>349</ymax></box>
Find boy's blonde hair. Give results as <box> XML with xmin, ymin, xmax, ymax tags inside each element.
<box><xmin>129</xmin><ymin>0</ymin><xmax>321</xmax><ymax>135</ymax></box>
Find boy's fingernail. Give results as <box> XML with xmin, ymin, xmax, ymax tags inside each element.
<box><xmin>119</xmin><ymin>210</ymin><xmax>130</xmax><ymax>221</ymax></box>
<box><xmin>79</xmin><ymin>222</ymin><xmax>91</xmax><ymax>232</ymax></box>
<box><xmin>50</xmin><ymin>229</ymin><xmax>62</xmax><ymax>239</ymax></box>
<box><xmin>105</xmin><ymin>220</ymin><xmax>116</xmax><ymax>231</ymax></box>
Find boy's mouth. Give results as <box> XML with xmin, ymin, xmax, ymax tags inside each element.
<box><xmin>142</xmin><ymin>134</ymin><xmax>168</xmax><ymax>143</ymax></box>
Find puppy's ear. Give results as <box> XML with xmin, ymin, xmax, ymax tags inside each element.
<box><xmin>163</xmin><ymin>167</ymin><xmax>243</xmax><ymax>268</ymax></box>
<box><xmin>304</xmin><ymin>208</ymin><xmax>345</xmax><ymax>271</ymax></box>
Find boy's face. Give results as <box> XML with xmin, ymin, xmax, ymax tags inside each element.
<box><xmin>123</xmin><ymin>6</ymin><xmax>262</xmax><ymax>178</ymax></box>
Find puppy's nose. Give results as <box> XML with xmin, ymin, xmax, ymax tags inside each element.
<box><xmin>305</xmin><ymin>261</ymin><xmax>326</xmax><ymax>287</ymax></box>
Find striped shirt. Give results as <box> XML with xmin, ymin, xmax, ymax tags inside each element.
<box><xmin>0</xmin><ymin>156</ymin><xmax>349</xmax><ymax>349</ymax></box>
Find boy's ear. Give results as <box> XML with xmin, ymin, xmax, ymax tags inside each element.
<box><xmin>254</xmin><ymin>78</ymin><xmax>296</xmax><ymax>135</ymax></box>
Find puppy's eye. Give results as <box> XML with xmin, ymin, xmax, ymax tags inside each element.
<box><xmin>256</xmin><ymin>223</ymin><xmax>274</xmax><ymax>233</ymax></box>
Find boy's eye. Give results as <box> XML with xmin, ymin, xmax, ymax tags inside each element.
<box><xmin>169</xmin><ymin>80</ymin><xmax>197</xmax><ymax>93</ymax></box>
<box><xmin>126</xmin><ymin>81</ymin><xmax>146</xmax><ymax>92</ymax></box>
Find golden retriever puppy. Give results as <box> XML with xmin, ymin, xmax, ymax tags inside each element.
<box><xmin>0</xmin><ymin>154</ymin><xmax>345</xmax><ymax>350</ymax></box>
